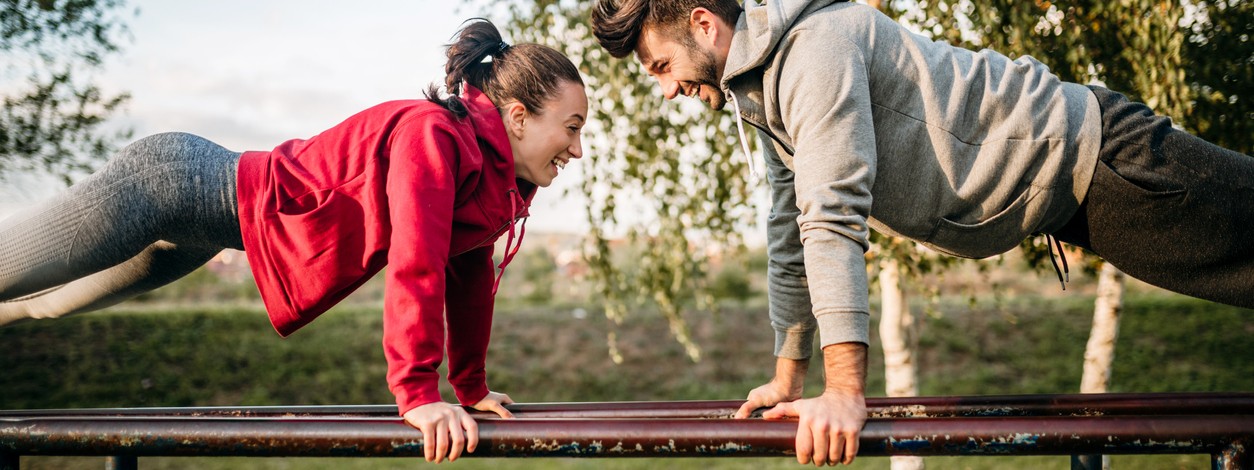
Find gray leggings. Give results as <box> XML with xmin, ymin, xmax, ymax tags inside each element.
<box><xmin>0</xmin><ymin>132</ymin><xmax>243</xmax><ymax>325</ymax></box>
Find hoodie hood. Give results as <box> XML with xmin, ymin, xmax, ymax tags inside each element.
<box><xmin>721</xmin><ymin>0</ymin><xmax>847</xmax><ymax>88</ymax></box>
<box><xmin>720</xmin><ymin>0</ymin><xmax>849</xmax><ymax>171</ymax></box>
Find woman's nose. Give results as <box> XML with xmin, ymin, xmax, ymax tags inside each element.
<box><xmin>569</xmin><ymin>135</ymin><xmax>584</xmax><ymax>159</ymax></box>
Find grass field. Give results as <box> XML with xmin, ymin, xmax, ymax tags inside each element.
<box><xmin>2</xmin><ymin>293</ymin><xmax>1251</xmax><ymax>469</ymax></box>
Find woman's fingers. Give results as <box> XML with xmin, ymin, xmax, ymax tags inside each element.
<box><xmin>462</xmin><ymin>410</ymin><xmax>480</xmax><ymax>454</ymax></box>
<box><xmin>448</xmin><ymin>414</ymin><xmax>466</xmax><ymax>462</ymax></box>
<box><xmin>404</xmin><ymin>402</ymin><xmax>481</xmax><ymax>464</ymax></box>
<box><xmin>420</xmin><ymin>422</ymin><xmax>436</xmax><ymax>462</ymax></box>
<box><xmin>434</xmin><ymin>419</ymin><xmax>450</xmax><ymax>463</ymax></box>
<box><xmin>490</xmin><ymin>401</ymin><xmax>516</xmax><ymax>419</ymax></box>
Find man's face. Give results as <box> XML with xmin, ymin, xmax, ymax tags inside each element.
<box><xmin>636</xmin><ymin>26</ymin><xmax>727</xmax><ymax>111</ymax></box>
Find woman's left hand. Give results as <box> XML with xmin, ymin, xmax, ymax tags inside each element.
<box><xmin>471</xmin><ymin>390</ymin><xmax>515</xmax><ymax>418</ymax></box>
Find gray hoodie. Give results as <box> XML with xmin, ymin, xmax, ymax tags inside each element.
<box><xmin>721</xmin><ymin>0</ymin><xmax>1101</xmax><ymax>358</ymax></box>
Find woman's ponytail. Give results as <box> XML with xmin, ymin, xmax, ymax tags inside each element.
<box><xmin>426</xmin><ymin>18</ymin><xmax>583</xmax><ymax>119</ymax></box>
<box><xmin>425</xmin><ymin>19</ymin><xmax>510</xmax><ymax>118</ymax></box>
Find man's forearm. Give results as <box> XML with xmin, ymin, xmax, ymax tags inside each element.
<box><xmin>822</xmin><ymin>342</ymin><xmax>867</xmax><ymax>396</ymax></box>
<box><xmin>772</xmin><ymin>355</ymin><xmax>811</xmax><ymax>397</ymax></box>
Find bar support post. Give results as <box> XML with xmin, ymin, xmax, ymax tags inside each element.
<box><xmin>105</xmin><ymin>455</ymin><xmax>136</xmax><ymax>470</ymax></box>
<box><xmin>1212</xmin><ymin>439</ymin><xmax>1250</xmax><ymax>470</ymax></box>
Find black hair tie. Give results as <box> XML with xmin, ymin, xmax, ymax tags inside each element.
<box><xmin>497</xmin><ymin>42</ymin><xmax>511</xmax><ymax>54</ymax></box>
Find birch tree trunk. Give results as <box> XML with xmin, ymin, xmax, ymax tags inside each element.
<box><xmin>1078</xmin><ymin>261</ymin><xmax>1126</xmax><ymax>470</ymax></box>
<box><xmin>879</xmin><ymin>258</ymin><xmax>924</xmax><ymax>470</ymax></box>
<box><xmin>1082</xmin><ymin>262</ymin><xmax>1125</xmax><ymax>393</ymax></box>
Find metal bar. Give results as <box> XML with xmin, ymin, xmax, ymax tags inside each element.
<box><xmin>4</xmin><ymin>392</ymin><xmax>1252</xmax><ymax>420</ymax></box>
<box><xmin>2</xmin><ymin>415</ymin><xmax>1250</xmax><ymax>458</ymax></box>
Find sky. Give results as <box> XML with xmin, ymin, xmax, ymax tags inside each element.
<box><xmin>0</xmin><ymin>0</ymin><xmax>590</xmax><ymax>233</ymax></box>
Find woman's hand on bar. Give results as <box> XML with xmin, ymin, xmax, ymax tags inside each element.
<box><xmin>471</xmin><ymin>390</ymin><xmax>516</xmax><ymax>418</ymax></box>
<box><xmin>402</xmin><ymin>402</ymin><xmax>479</xmax><ymax>463</ymax></box>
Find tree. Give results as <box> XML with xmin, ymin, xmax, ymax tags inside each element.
<box><xmin>0</xmin><ymin>0</ymin><xmax>133</xmax><ymax>184</ymax></box>
<box><xmin>1182</xmin><ymin>1</ymin><xmax>1252</xmax><ymax>155</ymax></box>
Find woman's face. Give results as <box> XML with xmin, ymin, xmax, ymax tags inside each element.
<box><xmin>505</xmin><ymin>81</ymin><xmax>588</xmax><ymax>188</ymax></box>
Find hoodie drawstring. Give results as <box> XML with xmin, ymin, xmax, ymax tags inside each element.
<box><xmin>1045</xmin><ymin>233</ymin><xmax>1070</xmax><ymax>290</ymax></box>
<box><xmin>492</xmin><ymin>189</ymin><xmax>528</xmax><ymax>296</ymax></box>
<box><xmin>727</xmin><ymin>91</ymin><xmax>760</xmax><ymax>180</ymax></box>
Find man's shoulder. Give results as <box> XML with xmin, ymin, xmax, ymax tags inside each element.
<box><xmin>794</xmin><ymin>2</ymin><xmax>883</xmax><ymax>31</ymax></box>
<box><xmin>783</xmin><ymin>2</ymin><xmax>893</xmax><ymax>54</ymax></box>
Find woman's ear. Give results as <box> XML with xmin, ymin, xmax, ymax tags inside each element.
<box><xmin>504</xmin><ymin>101</ymin><xmax>528</xmax><ymax>140</ymax></box>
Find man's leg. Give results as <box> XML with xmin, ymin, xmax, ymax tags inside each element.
<box><xmin>1055</xmin><ymin>87</ymin><xmax>1254</xmax><ymax>308</ymax></box>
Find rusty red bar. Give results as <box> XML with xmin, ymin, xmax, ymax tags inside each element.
<box><xmin>5</xmin><ymin>392</ymin><xmax>1251</xmax><ymax>419</ymax></box>
<box><xmin>2</xmin><ymin>415</ymin><xmax>1251</xmax><ymax>458</ymax></box>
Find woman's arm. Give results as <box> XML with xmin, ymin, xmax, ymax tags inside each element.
<box><xmin>443</xmin><ymin>245</ymin><xmax>495</xmax><ymax>405</ymax></box>
<box><xmin>382</xmin><ymin>114</ymin><xmax>465</xmax><ymax>415</ymax></box>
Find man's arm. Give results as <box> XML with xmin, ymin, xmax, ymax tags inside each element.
<box><xmin>770</xmin><ymin>28</ymin><xmax>879</xmax><ymax>466</ymax></box>
<box><xmin>762</xmin><ymin>136</ymin><xmax>819</xmax><ymax>360</ymax></box>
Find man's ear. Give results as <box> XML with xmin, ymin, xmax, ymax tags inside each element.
<box><xmin>503</xmin><ymin>101</ymin><xmax>527</xmax><ymax>139</ymax></box>
<box><xmin>690</xmin><ymin>7</ymin><xmax>724</xmax><ymax>47</ymax></box>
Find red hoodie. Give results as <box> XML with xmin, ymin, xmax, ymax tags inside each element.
<box><xmin>235</xmin><ymin>85</ymin><xmax>534</xmax><ymax>415</ymax></box>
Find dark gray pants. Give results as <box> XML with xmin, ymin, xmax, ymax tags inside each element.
<box><xmin>0</xmin><ymin>132</ymin><xmax>243</xmax><ymax>324</ymax></box>
<box><xmin>1054</xmin><ymin>87</ymin><xmax>1254</xmax><ymax>308</ymax></box>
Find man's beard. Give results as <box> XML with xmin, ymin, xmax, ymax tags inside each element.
<box><xmin>682</xmin><ymin>35</ymin><xmax>725</xmax><ymax>110</ymax></box>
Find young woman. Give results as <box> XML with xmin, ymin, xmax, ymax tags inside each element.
<box><xmin>0</xmin><ymin>19</ymin><xmax>587</xmax><ymax>463</ymax></box>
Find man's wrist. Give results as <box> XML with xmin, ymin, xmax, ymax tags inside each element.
<box><xmin>821</xmin><ymin>342</ymin><xmax>868</xmax><ymax>396</ymax></box>
<box><xmin>772</xmin><ymin>356</ymin><xmax>810</xmax><ymax>396</ymax></box>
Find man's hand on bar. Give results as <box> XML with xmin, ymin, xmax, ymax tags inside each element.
<box><xmin>758</xmin><ymin>342</ymin><xmax>869</xmax><ymax>466</ymax></box>
<box><xmin>735</xmin><ymin>356</ymin><xmax>808</xmax><ymax>419</ymax></box>
<box><xmin>763</xmin><ymin>389</ymin><xmax>867</xmax><ymax>465</ymax></box>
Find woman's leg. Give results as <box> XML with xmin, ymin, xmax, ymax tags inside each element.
<box><xmin>0</xmin><ymin>132</ymin><xmax>242</xmax><ymax>323</ymax></box>
<box><xmin>1054</xmin><ymin>87</ymin><xmax>1254</xmax><ymax>308</ymax></box>
<box><xmin>0</xmin><ymin>241</ymin><xmax>220</xmax><ymax>325</ymax></box>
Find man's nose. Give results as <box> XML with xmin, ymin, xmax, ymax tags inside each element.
<box><xmin>659</xmin><ymin>77</ymin><xmax>680</xmax><ymax>100</ymax></box>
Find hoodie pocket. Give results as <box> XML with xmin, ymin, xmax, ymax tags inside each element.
<box><xmin>266</xmin><ymin>181</ymin><xmax>369</xmax><ymax>321</ymax></box>
<box><xmin>925</xmin><ymin>188</ymin><xmax>1039</xmax><ymax>259</ymax></box>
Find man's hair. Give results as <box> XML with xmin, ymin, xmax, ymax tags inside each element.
<box><xmin>591</xmin><ymin>0</ymin><xmax>743</xmax><ymax>59</ymax></box>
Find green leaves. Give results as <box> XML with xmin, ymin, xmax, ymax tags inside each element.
<box><xmin>0</xmin><ymin>0</ymin><xmax>134</xmax><ymax>184</ymax></box>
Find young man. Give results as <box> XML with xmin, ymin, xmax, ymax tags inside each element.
<box><xmin>592</xmin><ymin>0</ymin><xmax>1254</xmax><ymax>465</ymax></box>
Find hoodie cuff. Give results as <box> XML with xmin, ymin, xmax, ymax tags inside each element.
<box><xmin>452</xmin><ymin>382</ymin><xmax>489</xmax><ymax>407</ymax></box>
<box><xmin>774</xmin><ymin>325</ymin><xmax>816</xmax><ymax>360</ymax></box>
<box><xmin>816</xmin><ymin>310</ymin><xmax>870</xmax><ymax>347</ymax></box>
